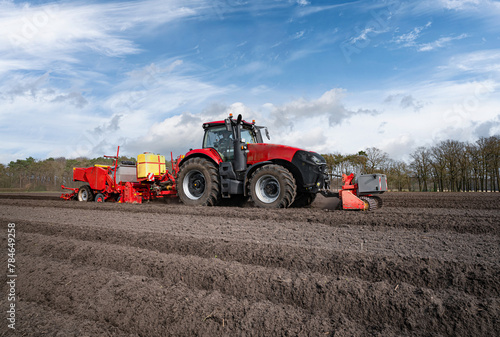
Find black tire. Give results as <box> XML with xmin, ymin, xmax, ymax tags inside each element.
<box><xmin>94</xmin><ymin>193</ymin><xmax>105</xmax><ymax>202</ymax></box>
<box><xmin>177</xmin><ymin>158</ymin><xmax>221</xmax><ymax>206</ymax></box>
<box><xmin>77</xmin><ymin>185</ymin><xmax>93</xmax><ymax>202</ymax></box>
<box><xmin>249</xmin><ymin>164</ymin><xmax>296</xmax><ymax>208</ymax></box>
<box><xmin>291</xmin><ymin>192</ymin><xmax>317</xmax><ymax>208</ymax></box>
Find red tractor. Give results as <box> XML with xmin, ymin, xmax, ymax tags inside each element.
<box><xmin>176</xmin><ymin>113</ymin><xmax>387</xmax><ymax>210</ymax></box>
<box><xmin>62</xmin><ymin>114</ymin><xmax>387</xmax><ymax>210</ymax></box>
<box><xmin>175</xmin><ymin>114</ymin><xmax>330</xmax><ymax>208</ymax></box>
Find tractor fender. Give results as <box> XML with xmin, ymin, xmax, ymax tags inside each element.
<box><xmin>243</xmin><ymin>161</ymin><xmax>272</xmax><ymax>196</ymax></box>
<box><xmin>179</xmin><ymin>148</ymin><xmax>223</xmax><ymax>169</ymax></box>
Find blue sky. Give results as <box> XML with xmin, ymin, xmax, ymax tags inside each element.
<box><xmin>0</xmin><ymin>0</ymin><xmax>499</xmax><ymax>164</ymax></box>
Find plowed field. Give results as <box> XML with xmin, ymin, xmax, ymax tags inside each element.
<box><xmin>0</xmin><ymin>192</ymin><xmax>499</xmax><ymax>336</ymax></box>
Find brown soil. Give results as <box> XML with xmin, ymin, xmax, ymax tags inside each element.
<box><xmin>0</xmin><ymin>192</ymin><xmax>499</xmax><ymax>336</ymax></box>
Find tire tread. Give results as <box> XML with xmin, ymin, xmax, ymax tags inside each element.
<box><xmin>249</xmin><ymin>164</ymin><xmax>296</xmax><ymax>208</ymax></box>
<box><xmin>177</xmin><ymin>158</ymin><xmax>221</xmax><ymax>206</ymax></box>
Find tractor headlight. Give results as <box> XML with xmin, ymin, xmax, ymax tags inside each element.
<box><xmin>309</xmin><ymin>153</ymin><xmax>323</xmax><ymax>164</ymax></box>
<box><xmin>296</xmin><ymin>151</ymin><xmax>326</xmax><ymax>166</ymax></box>
<box><xmin>307</xmin><ymin>152</ymin><xmax>326</xmax><ymax>165</ymax></box>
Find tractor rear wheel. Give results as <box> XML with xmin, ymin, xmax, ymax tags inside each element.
<box><xmin>249</xmin><ymin>164</ymin><xmax>296</xmax><ymax>208</ymax></box>
<box><xmin>77</xmin><ymin>185</ymin><xmax>93</xmax><ymax>202</ymax></box>
<box><xmin>94</xmin><ymin>193</ymin><xmax>105</xmax><ymax>202</ymax></box>
<box><xmin>177</xmin><ymin>158</ymin><xmax>221</xmax><ymax>206</ymax></box>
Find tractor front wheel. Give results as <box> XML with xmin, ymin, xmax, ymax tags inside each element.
<box><xmin>249</xmin><ymin>165</ymin><xmax>296</xmax><ymax>208</ymax></box>
<box><xmin>177</xmin><ymin>158</ymin><xmax>221</xmax><ymax>206</ymax></box>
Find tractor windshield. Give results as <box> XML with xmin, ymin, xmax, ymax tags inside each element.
<box><xmin>203</xmin><ymin>125</ymin><xmax>257</xmax><ymax>161</ymax></box>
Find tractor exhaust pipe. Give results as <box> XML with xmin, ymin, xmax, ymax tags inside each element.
<box><xmin>232</xmin><ymin>114</ymin><xmax>247</xmax><ymax>173</ymax></box>
<box><xmin>224</xmin><ymin>114</ymin><xmax>247</xmax><ymax>173</ymax></box>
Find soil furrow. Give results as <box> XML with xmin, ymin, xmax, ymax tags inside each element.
<box><xmin>2</xmin><ymin>197</ymin><xmax>499</xmax><ymax>235</ymax></box>
<box><xmin>0</xmin><ymin>299</ymin><xmax>136</xmax><ymax>336</ymax></box>
<box><xmin>2</xmin><ymin>204</ymin><xmax>499</xmax><ymax>263</ymax></box>
<box><xmin>15</xmin><ymin>223</ymin><xmax>500</xmax><ymax>298</ymax></box>
<box><xmin>18</xmin><ymin>239</ymin><xmax>500</xmax><ymax>337</ymax></box>
<box><xmin>381</xmin><ymin>192</ymin><xmax>500</xmax><ymax>210</ymax></box>
<box><xmin>18</xmin><ymin>255</ymin><xmax>369</xmax><ymax>337</ymax></box>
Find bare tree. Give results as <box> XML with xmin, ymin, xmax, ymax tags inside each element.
<box><xmin>387</xmin><ymin>159</ymin><xmax>411</xmax><ymax>191</ymax></box>
<box><xmin>363</xmin><ymin>147</ymin><xmax>389</xmax><ymax>174</ymax></box>
<box><xmin>430</xmin><ymin>145</ymin><xmax>446</xmax><ymax>192</ymax></box>
<box><xmin>492</xmin><ymin>136</ymin><xmax>500</xmax><ymax>192</ymax></box>
<box><xmin>476</xmin><ymin>137</ymin><xmax>493</xmax><ymax>191</ymax></box>
<box><xmin>410</xmin><ymin>147</ymin><xmax>431</xmax><ymax>191</ymax></box>
<box><xmin>440</xmin><ymin>140</ymin><xmax>464</xmax><ymax>192</ymax></box>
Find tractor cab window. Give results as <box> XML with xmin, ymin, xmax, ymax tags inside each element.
<box><xmin>203</xmin><ymin>126</ymin><xmax>234</xmax><ymax>161</ymax></box>
<box><xmin>203</xmin><ymin>125</ymin><xmax>257</xmax><ymax>161</ymax></box>
<box><xmin>240</xmin><ymin>128</ymin><xmax>256</xmax><ymax>144</ymax></box>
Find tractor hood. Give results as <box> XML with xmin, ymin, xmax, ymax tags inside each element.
<box><xmin>246</xmin><ymin>143</ymin><xmax>325</xmax><ymax>165</ymax></box>
<box><xmin>247</xmin><ymin>143</ymin><xmax>328</xmax><ymax>193</ymax></box>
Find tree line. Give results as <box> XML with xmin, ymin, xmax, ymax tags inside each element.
<box><xmin>1</xmin><ymin>135</ymin><xmax>499</xmax><ymax>192</ymax></box>
<box><xmin>323</xmin><ymin>136</ymin><xmax>500</xmax><ymax>192</ymax></box>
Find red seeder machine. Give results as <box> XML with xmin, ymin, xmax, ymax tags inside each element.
<box><xmin>61</xmin><ymin>147</ymin><xmax>180</xmax><ymax>204</ymax></box>
<box><xmin>61</xmin><ymin>114</ymin><xmax>387</xmax><ymax>210</ymax></box>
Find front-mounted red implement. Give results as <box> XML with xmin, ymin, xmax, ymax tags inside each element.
<box><xmin>61</xmin><ymin>146</ymin><xmax>181</xmax><ymax>204</ymax></box>
<box><xmin>336</xmin><ymin>173</ymin><xmax>387</xmax><ymax>211</ymax></box>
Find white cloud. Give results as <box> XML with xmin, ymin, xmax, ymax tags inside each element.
<box><xmin>295</xmin><ymin>0</ymin><xmax>310</xmax><ymax>6</ymax></box>
<box><xmin>473</xmin><ymin>115</ymin><xmax>500</xmax><ymax>137</ymax></box>
<box><xmin>384</xmin><ymin>94</ymin><xmax>424</xmax><ymax>111</ymax></box>
<box><xmin>294</xmin><ymin>1</ymin><xmax>360</xmax><ymax>17</ymax></box>
<box><xmin>379</xmin><ymin>134</ymin><xmax>416</xmax><ymax>160</ymax></box>
<box><xmin>346</xmin><ymin>77</ymin><xmax>500</xmax><ymax>160</ymax></box>
<box><xmin>0</xmin><ymin>83</ymin><xmax>106</xmax><ymax>162</ymax></box>
<box><xmin>418</xmin><ymin>33</ymin><xmax>469</xmax><ymax>51</ymax></box>
<box><xmin>405</xmin><ymin>0</ymin><xmax>500</xmax><ymax>27</ymax></box>
<box><xmin>124</xmin><ymin>102</ymin><xmax>254</xmax><ymax>157</ymax></box>
<box><xmin>0</xmin><ymin>58</ymin><xmax>233</xmax><ymax>162</ymax></box>
<box><xmin>293</xmin><ymin>30</ymin><xmax>305</xmax><ymax>39</ymax></box>
<box><xmin>103</xmin><ymin>88</ymin><xmax>381</xmax><ymax>158</ymax></box>
<box><xmin>392</xmin><ymin>22</ymin><xmax>432</xmax><ymax>47</ymax></box>
<box><xmin>0</xmin><ymin>0</ymin><xmax>203</xmax><ymax>74</ymax></box>
<box><xmin>446</xmin><ymin>49</ymin><xmax>500</xmax><ymax>74</ymax></box>
<box><xmin>267</xmin><ymin>88</ymin><xmax>378</xmax><ymax>131</ymax></box>
<box><xmin>2</xmin><ymin>73</ymin><xmax>499</xmax><ymax>164</ymax></box>
<box><xmin>250</xmin><ymin>85</ymin><xmax>271</xmax><ymax>95</ymax></box>
<box><xmin>391</xmin><ymin>21</ymin><xmax>468</xmax><ymax>52</ymax></box>
<box><xmin>350</xmin><ymin>27</ymin><xmax>375</xmax><ymax>44</ymax></box>
<box><xmin>440</xmin><ymin>0</ymin><xmax>481</xmax><ymax>10</ymax></box>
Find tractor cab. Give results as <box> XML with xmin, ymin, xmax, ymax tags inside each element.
<box><xmin>202</xmin><ymin>115</ymin><xmax>267</xmax><ymax>162</ymax></box>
